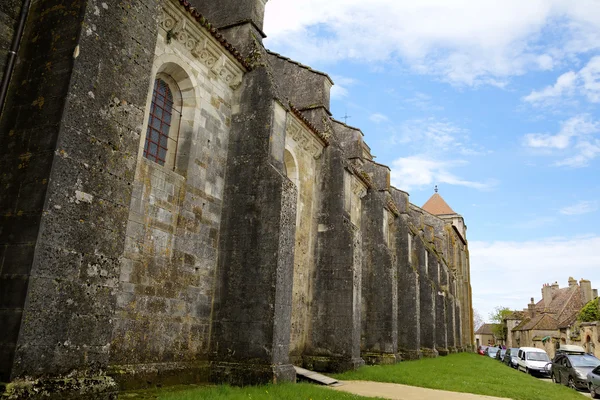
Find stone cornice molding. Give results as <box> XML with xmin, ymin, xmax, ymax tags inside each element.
<box><xmin>286</xmin><ymin>113</ymin><xmax>326</xmax><ymax>159</ymax></box>
<box><xmin>385</xmin><ymin>193</ymin><xmax>400</xmax><ymax>217</ymax></box>
<box><xmin>351</xmin><ymin>176</ymin><xmax>368</xmax><ymax>199</ymax></box>
<box><xmin>160</xmin><ymin>0</ymin><xmax>246</xmax><ymax>89</ymax></box>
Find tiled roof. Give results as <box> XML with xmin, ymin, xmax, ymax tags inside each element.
<box><xmin>422</xmin><ymin>193</ymin><xmax>456</xmax><ymax>216</ymax></box>
<box><xmin>505</xmin><ymin>311</ymin><xmax>526</xmax><ymax>320</ymax></box>
<box><xmin>178</xmin><ymin>0</ymin><xmax>251</xmax><ymax>69</ymax></box>
<box><xmin>475</xmin><ymin>323</ymin><xmax>499</xmax><ymax>335</ymax></box>
<box><xmin>558</xmin><ymin>311</ymin><xmax>579</xmax><ymax>329</ymax></box>
<box><xmin>513</xmin><ymin>313</ymin><xmax>559</xmax><ymax>331</ymax></box>
<box><xmin>535</xmin><ymin>285</ymin><xmax>585</xmax><ymax>323</ymax></box>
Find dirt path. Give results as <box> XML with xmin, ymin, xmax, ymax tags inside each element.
<box><xmin>329</xmin><ymin>381</ymin><xmax>511</xmax><ymax>400</ymax></box>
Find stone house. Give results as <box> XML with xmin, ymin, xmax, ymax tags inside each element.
<box><xmin>509</xmin><ymin>278</ymin><xmax>598</xmax><ymax>359</ymax></box>
<box><xmin>475</xmin><ymin>323</ymin><xmax>501</xmax><ymax>348</ymax></box>
<box><xmin>0</xmin><ymin>0</ymin><xmax>473</xmax><ymax>398</ymax></box>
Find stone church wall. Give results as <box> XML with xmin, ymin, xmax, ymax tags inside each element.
<box><xmin>0</xmin><ymin>0</ymin><xmax>473</xmax><ymax>396</ymax></box>
<box><xmin>109</xmin><ymin>8</ymin><xmax>245</xmax><ymax>384</ymax></box>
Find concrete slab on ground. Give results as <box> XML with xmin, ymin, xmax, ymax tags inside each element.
<box><xmin>330</xmin><ymin>381</ymin><xmax>511</xmax><ymax>400</ymax></box>
<box><xmin>294</xmin><ymin>366</ymin><xmax>339</xmax><ymax>386</ymax></box>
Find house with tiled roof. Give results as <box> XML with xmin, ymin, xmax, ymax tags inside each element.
<box><xmin>475</xmin><ymin>323</ymin><xmax>502</xmax><ymax>347</ymax></box>
<box><xmin>509</xmin><ymin>278</ymin><xmax>598</xmax><ymax>358</ymax></box>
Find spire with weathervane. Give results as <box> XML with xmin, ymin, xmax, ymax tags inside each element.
<box><xmin>422</xmin><ymin>185</ymin><xmax>456</xmax><ymax>216</ymax></box>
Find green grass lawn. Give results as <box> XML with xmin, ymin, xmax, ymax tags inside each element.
<box><xmin>119</xmin><ymin>383</ymin><xmax>378</xmax><ymax>400</ymax></box>
<box><xmin>333</xmin><ymin>352</ymin><xmax>584</xmax><ymax>400</ymax></box>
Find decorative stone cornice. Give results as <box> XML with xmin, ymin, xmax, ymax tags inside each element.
<box><xmin>286</xmin><ymin>113</ymin><xmax>326</xmax><ymax>159</ymax></box>
<box><xmin>289</xmin><ymin>103</ymin><xmax>330</xmax><ymax>146</ymax></box>
<box><xmin>160</xmin><ymin>0</ymin><xmax>246</xmax><ymax>89</ymax></box>
<box><xmin>385</xmin><ymin>194</ymin><xmax>400</xmax><ymax>217</ymax></box>
<box><xmin>349</xmin><ymin>165</ymin><xmax>374</xmax><ymax>190</ymax></box>
<box><xmin>352</xmin><ymin>175</ymin><xmax>368</xmax><ymax>199</ymax></box>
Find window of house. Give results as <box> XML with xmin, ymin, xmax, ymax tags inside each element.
<box><xmin>143</xmin><ymin>77</ymin><xmax>181</xmax><ymax>169</ymax></box>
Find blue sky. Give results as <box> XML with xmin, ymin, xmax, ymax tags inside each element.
<box><xmin>263</xmin><ymin>0</ymin><xmax>600</xmax><ymax>322</ymax></box>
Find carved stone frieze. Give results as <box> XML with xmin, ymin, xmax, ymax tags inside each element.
<box><xmin>286</xmin><ymin>114</ymin><xmax>325</xmax><ymax>159</ymax></box>
<box><xmin>352</xmin><ymin>176</ymin><xmax>368</xmax><ymax>199</ymax></box>
<box><xmin>160</xmin><ymin>0</ymin><xmax>244</xmax><ymax>89</ymax></box>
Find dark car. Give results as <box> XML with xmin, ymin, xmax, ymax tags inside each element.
<box><xmin>588</xmin><ymin>365</ymin><xmax>600</xmax><ymax>398</ymax></box>
<box><xmin>503</xmin><ymin>348</ymin><xmax>519</xmax><ymax>368</ymax></box>
<box><xmin>551</xmin><ymin>353</ymin><xmax>600</xmax><ymax>390</ymax></box>
<box><xmin>495</xmin><ymin>348</ymin><xmax>506</xmax><ymax>361</ymax></box>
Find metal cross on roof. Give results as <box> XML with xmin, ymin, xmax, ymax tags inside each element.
<box><xmin>343</xmin><ymin>112</ymin><xmax>351</xmax><ymax>124</ymax></box>
<box><xmin>435</xmin><ymin>185</ymin><xmax>438</xmax><ymax>193</ymax></box>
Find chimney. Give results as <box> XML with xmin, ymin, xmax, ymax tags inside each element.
<box><xmin>594</xmin><ymin>289</ymin><xmax>598</xmax><ymax>299</ymax></box>
<box><xmin>580</xmin><ymin>279</ymin><xmax>593</xmax><ymax>304</ymax></box>
<box><xmin>528</xmin><ymin>297</ymin><xmax>536</xmax><ymax>318</ymax></box>
<box><xmin>542</xmin><ymin>283</ymin><xmax>553</xmax><ymax>309</ymax></box>
<box><xmin>568</xmin><ymin>277</ymin><xmax>578</xmax><ymax>288</ymax></box>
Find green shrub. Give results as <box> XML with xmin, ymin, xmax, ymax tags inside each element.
<box><xmin>578</xmin><ymin>297</ymin><xmax>600</xmax><ymax>322</ymax></box>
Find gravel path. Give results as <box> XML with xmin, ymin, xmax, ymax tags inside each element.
<box><xmin>329</xmin><ymin>381</ymin><xmax>511</xmax><ymax>400</ymax></box>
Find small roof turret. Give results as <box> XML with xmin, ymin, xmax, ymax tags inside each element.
<box><xmin>422</xmin><ymin>189</ymin><xmax>456</xmax><ymax>216</ymax></box>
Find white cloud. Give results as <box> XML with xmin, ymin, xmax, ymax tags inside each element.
<box><xmin>330</xmin><ymin>75</ymin><xmax>357</xmax><ymax>99</ymax></box>
<box><xmin>560</xmin><ymin>200</ymin><xmax>599</xmax><ymax>215</ymax></box>
<box><xmin>524</xmin><ymin>56</ymin><xmax>600</xmax><ymax>106</ymax></box>
<box><xmin>390</xmin><ymin>155</ymin><xmax>494</xmax><ymax>191</ymax></box>
<box><xmin>264</xmin><ymin>0</ymin><xmax>600</xmax><ymax>86</ymax></box>
<box><xmin>523</xmin><ymin>71</ymin><xmax>578</xmax><ymax>105</ymax></box>
<box><xmin>369</xmin><ymin>113</ymin><xmax>389</xmax><ymax>124</ymax></box>
<box><xmin>390</xmin><ymin>118</ymin><xmax>484</xmax><ymax>156</ymax></box>
<box><xmin>523</xmin><ymin>114</ymin><xmax>600</xmax><ymax>166</ymax></box>
<box><xmin>471</xmin><ymin>236</ymin><xmax>600</xmax><ymax>321</ymax></box>
<box><xmin>404</xmin><ymin>92</ymin><xmax>444</xmax><ymax>111</ymax></box>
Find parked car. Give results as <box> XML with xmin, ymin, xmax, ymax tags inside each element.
<box><xmin>551</xmin><ymin>352</ymin><xmax>600</xmax><ymax>390</ymax></box>
<box><xmin>503</xmin><ymin>348</ymin><xmax>519</xmax><ymax>368</ymax></box>
<box><xmin>477</xmin><ymin>345</ymin><xmax>489</xmax><ymax>355</ymax></box>
<box><xmin>517</xmin><ymin>347</ymin><xmax>551</xmax><ymax>376</ymax></box>
<box><xmin>556</xmin><ymin>345</ymin><xmax>587</xmax><ymax>356</ymax></box>
<box><xmin>486</xmin><ymin>347</ymin><xmax>500</xmax><ymax>359</ymax></box>
<box><xmin>588</xmin><ymin>365</ymin><xmax>600</xmax><ymax>399</ymax></box>
<box><xmin>495</xmin><ymin>348</ymin><xmax>506</xmax><ymax>361</ymax></box>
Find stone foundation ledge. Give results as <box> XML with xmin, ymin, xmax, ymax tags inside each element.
<box><xmin>302</xmin><ymin>355</ymin><xmax>365</xmax><ymax>373</ymax></box>
<box><xmin>107</xmin><ymin>361</ymin><xmax>210</xmax><ymax>391</ymax></box>
<box><xmin>420</xmin><ymin>348</ymin><xmax>439</xmax><ymax>358</ymax></box>
<box><xmin>399</xmin><ymin>349</ymin><xmax>422</xmax><ymax>360</ymax></box>
<box><xmin>436</xmin><ymin>347</ymin><xmax>450</xmax><ymax>356</ymax></box>
<box><xmin>361</xmin><ymin>352</ymin><xmax>398</xmax><ymax>366</ymax></box>
<box><xmin>210</xmin><ymin>362</ymin><xmax>296</xmax><ymax>386</ymax></box>
<box><xmin>0</xmin><ymin>375</ymin><xmax>117</xmax><ymax>400</ymax></box>
<box><xmin>447</xmin><ymin>346</ymin><xmax>458</xmax><ymax>354</ymax></box>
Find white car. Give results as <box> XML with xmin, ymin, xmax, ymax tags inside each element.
<box><xmin>517</xmin><ymin>347</ymin><xmax>551</xmax><ymax>376</ymax></box>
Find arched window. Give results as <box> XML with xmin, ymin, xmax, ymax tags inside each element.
<box><xmin>143</xmin><ymin>78</ymin><xmax>181</xmax><ymax>167</ymax></box>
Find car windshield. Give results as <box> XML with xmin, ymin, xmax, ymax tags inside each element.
<box><xmin>527</xmin><ymin>352</ymin><xmax>549</xmax><ymax>362</ymax></box>
<box><xmin>488</xmin><ymin>348</ymin><xmax>498</xmax><ymax>354</ymax></box>
<box><xmin>570</xmin><ymin>355</ymin><xmax>600</xmax><ymax>368</ymax></box>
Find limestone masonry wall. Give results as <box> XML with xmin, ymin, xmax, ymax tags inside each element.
<box><xmin>0</xmin><ymin>0</ymin><xmax>473</xmax><ymax>397</ymax></box>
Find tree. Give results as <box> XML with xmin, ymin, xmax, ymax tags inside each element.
<box><xmin>578</xmin><ymin>298</ymin><xmax>600</xmax><ymax>322</ymax></box>
<box><xmin>473</xmin><ymin>309</ymin><xmax>484</xmax><ymax>332</ymax></box>
<box><xmin>489</xmin><ymin>306</ymin><xmax>513</xmax><ymax>341</ymax></box>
